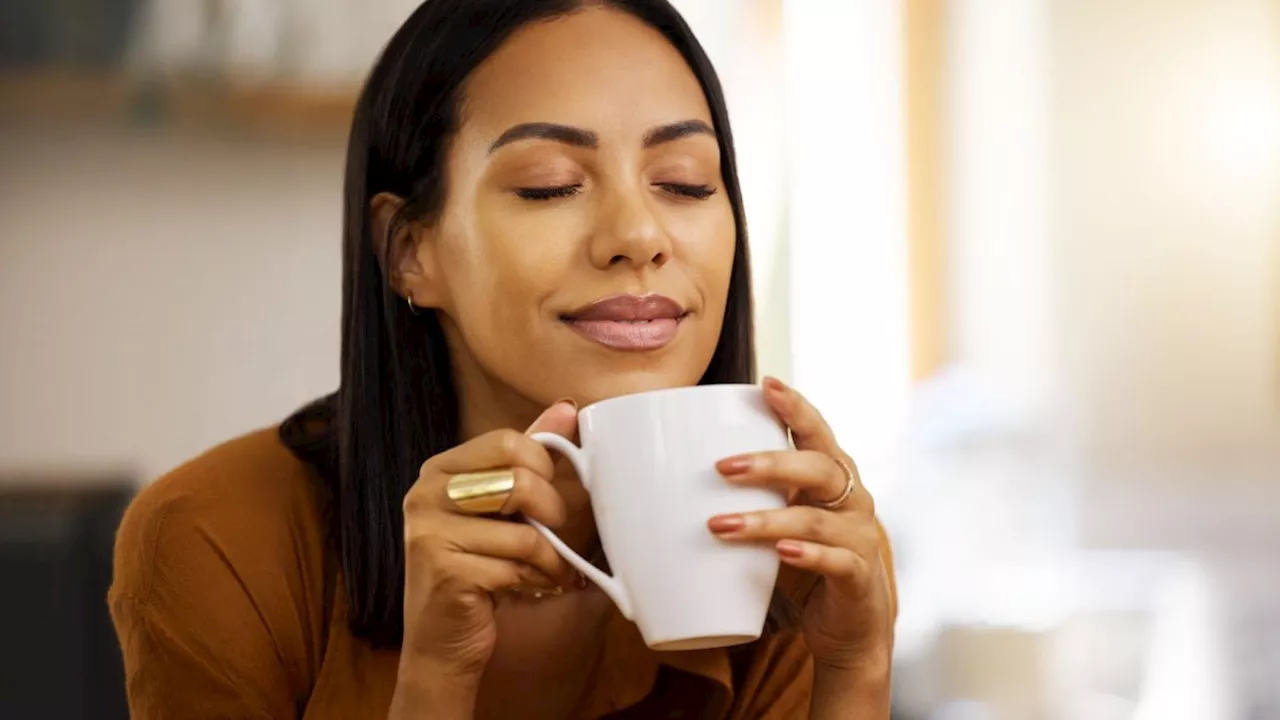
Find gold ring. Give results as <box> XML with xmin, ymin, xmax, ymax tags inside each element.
<box><xmin>447</xmin><ymin>469</ymin><xmax>516</xmax><ymax>514</ymax></box>
<box><xmin>815</xmin><ymin>457</ymin><xmax>857</xmax><ymax>510</ymax></box>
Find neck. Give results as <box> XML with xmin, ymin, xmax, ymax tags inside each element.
<box><xmin>457</xmin><ymin>369</ymin><xmax>543</xmax><ymax>444</ymax></box>
<box><xmin>439</xmin><ymin>317</ymin><xmax>547</xmax><ymax>441</ymax></box>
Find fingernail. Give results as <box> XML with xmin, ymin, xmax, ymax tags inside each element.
<box><xmin>708</xmin><ymin>514</ymin><xmax>746</xmax><ymax>534</ymax></box>
<box><xmin>573</xmin><ymin>571</ymin><xmax>589</xmax><ymax>590</ymax></box>
<box><xmin>717</xmin><ymin>456</ymin><xmax>752</xmax><ymax>475</ymax></box>
<box><xmin>776</xmin><ymin>540</ymin><xmax>804</xmax><ymax>559</ymax></box>
<box><xmin>552</xmin><ymin>397</ymin><xmax>579</xmax><ymax>410</ymax></box>
<box><xmin>763</xmin><ymin>376</ymin><xmax>786</xmax><ymax>392</ymax></box>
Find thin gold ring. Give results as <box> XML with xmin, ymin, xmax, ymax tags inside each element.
<box><xmin>815</xmin><ymin>457</ymin><xmax>857</xmax><ymax>510</ymax></box>
<box><xmin>447</xmin><ymin>469</ymin><xmax>516</xmax><ymax>514</ymax></box>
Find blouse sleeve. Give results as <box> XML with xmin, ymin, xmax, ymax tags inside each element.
<box><xmin>108</xmin><ymin>443</ymin><xmax>327</xmax><ymax>719</ymax></box>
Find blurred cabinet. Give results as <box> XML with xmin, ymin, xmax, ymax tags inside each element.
<box><xmin>0</xmin><ymin>479</ymin><xmax>134</xmax><ymax>720</ymax></box>
<box><xmin>0</xmin><ymin>0</ymin><xmax>140</xmax><ymax>71</ymax></box>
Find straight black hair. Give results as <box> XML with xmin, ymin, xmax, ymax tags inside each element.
<box><xmin>281</xmin><ymin>0</ymin><xmax>791</xmax><ymax>648</ymax></box>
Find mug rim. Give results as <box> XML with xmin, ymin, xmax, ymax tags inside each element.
<box><xmin>580</xmin><ymin>383</ymin><xmax>762</xmax><ymax>414</ymax></box>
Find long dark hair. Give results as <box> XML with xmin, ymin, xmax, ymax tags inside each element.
<box><xmin>281</xmin><ymin>0</ymin><xmax>782</xmax><ymax>648</ymax></box>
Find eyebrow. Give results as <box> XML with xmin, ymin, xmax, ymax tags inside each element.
<box><xmin>487</xmin><ymin>119</ymin><xmax>716</xmax><ymax>154</ymax></box>
<box><xmin>489</xmin><ymin>123</ymin><xmax>598</xmax><ymax>153</ymax></box>
<box><xmin>643</xmin><ymin>119</ymin><xmax>716</xmax><ymax>147</ymax></box>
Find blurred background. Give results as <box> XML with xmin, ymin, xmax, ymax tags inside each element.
<box><xmin>0</xmin><ymin>0</ymin><xmax>1276</xmax><ymax>718</ymax></box>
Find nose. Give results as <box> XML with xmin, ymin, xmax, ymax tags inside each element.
<box><xmin>588</xmin><ymin>183</ymin><xmax>672</xmax><ymax>271</ymax></box>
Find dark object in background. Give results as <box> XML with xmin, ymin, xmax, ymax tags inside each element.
<box><xmin>0</xmin><ymin>0</ymin><xmax>140</xmax><ymax>71</ymax></box>
<box><xmin>0</xmin><ymin>479</ymin><xmax>133</xmax><ymax>720</ymax></box>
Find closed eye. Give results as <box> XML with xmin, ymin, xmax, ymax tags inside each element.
<box><xmin>657</xmin><ymin>183</ymin><xmax>717</xmax><ymax>200</ymax></box>
<box><xmin>516</xmin><ymin>185</ymin><xmax>582</xmax><ymax>201</ymax></box>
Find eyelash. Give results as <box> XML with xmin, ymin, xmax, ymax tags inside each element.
<box><xmin>514</xmin><ymin>183</ymin><xmax>717</xmax><ymax>202</ymax></box>
<box><xmin>515</xmin><ymin>185</ymin><xmax>582</xmax><ymax>201</ymax></box>
<box><xmin>660</xmin><ymin>183</ymin><xmax>717</xmax><ymax>200</ymax></box>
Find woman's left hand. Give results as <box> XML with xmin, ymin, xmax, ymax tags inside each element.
<box><xmin>708</xmin><ymin>376</ymin><xmax>894</xmax><ymax>677</ymax></box>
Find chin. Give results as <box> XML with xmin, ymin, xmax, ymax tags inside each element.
<box><xmin>563</xmin><ymin>368</ymin><xmax>703</xmax><ymax>408</ymax></box>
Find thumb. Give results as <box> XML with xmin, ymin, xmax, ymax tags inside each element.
<box><xmin>524</xmin><ymin>399</ymin><xmax>579</xmax><ymax>439</ymax></box>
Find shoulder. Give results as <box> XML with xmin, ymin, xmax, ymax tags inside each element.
<box><xmin>110</xmin><ymin>427</ymin><xmax>333</xmax><ymax>713</ymax></box>
<box><xmin>112</xmin><ymin>426</ymin><xmax>330</xmax><ymax>603</ymax></box>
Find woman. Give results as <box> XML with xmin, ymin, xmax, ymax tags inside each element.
<box><xmin>109</xmin><ymin>1</ymin><xmax>896</xmax><ymax>717</ymax></box>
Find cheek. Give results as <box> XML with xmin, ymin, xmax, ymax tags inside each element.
<box><xmin>436</xmin><ymin>238</ymin><xmax>540</xmax><ymax>335</ymax></box>
<box><xmin>433</xmin><ymin>198</ymin><xmax>577</xmax><ymax>348</ymax></box>
<box><xmin>673</xmin><ymin>200</ymin><xmax>737</xmax><ymax>308</ymax></box>
<box><xmin>430</xmin><ymin>140</ymin><xmax>569</xmax><ymax>322</ymax></box>
<box><xmin>466</xmin><ymin>191</ymin><xmax>589</xmax><ymax>303</ymax></box>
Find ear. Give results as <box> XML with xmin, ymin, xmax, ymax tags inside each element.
<box><xmin>370</xmin><ymin>192</ymin><xmax>444</xmax><ymax>308</ymax></box>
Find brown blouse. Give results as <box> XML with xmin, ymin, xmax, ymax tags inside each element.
<box><xmin>109</xmin><ymin>428</ymin><xmax>896</xmax><ymax>718</ymax></box>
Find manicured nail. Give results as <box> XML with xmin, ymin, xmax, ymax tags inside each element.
<box><xmin>763</xmin><ymin>376</ymin><xmax>786</xmax><ymax>392</ymax></box>
<box><xmin>717</xmin><ymin>456</ymin><xmax>752</xmax><ymax>475</ymax></box>
<box><xmin>708</xmin><ymin>515</ymin><xmax>746</xmax><ymax>534</ymax></box>
<box><xmin>573</xmin><ymin>571</ymin><xmax>589</xmax><ymax>590</ymax></box>
<box><xmin>552</xmin><ymin>397</ymin><xmax>579</xmax><ymax>410</ymax></box>
<box><xmin>776</xmin><ymin>540</ymin><xmax>805</xmax><ymax>559</ymax></box>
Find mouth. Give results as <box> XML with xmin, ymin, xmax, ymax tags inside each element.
<box><xmin>560</xmin><ymin>294</ymin><xmax>691</xmax><ymax>351</ymax></box>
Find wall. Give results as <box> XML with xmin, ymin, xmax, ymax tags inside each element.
<box><xmin>785</xmin><ymin>0</ymin><xmax>911</xmax><ymax>491</ymax></box>
<box><xmin>1053</xmin><ymin>0</ymin><xmax>1280</xmax><ymax>460</ymax></box>
<box><xmin>921</xmin><ymin>0</ymin><xmax>1280</xmax><ymax>546</ymax></box>
<box><xmin>1050</xmin><ymin>0</ymin><xmax>1280</xmax><ymax>507</ymax></box>
<box><xmin>0</xmin><ymin>128</ymin><xmax>344</xmax><ymax>480</ymax></box>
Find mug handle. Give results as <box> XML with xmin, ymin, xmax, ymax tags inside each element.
<box><xmin>527</xmin><ymin>432</ymin><xmax>634</xmax><ymax>620</ymax></box>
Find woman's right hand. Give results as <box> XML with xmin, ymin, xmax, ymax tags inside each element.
<box><xmin>391</xmin><ymin>402</ymin><xmax>580</xmax><ymax>715</ymax></box>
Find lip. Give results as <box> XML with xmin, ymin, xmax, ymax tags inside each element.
<box><xmin>560</xmin><ymin>294</ymin><xmax>689</xmax><ymax>351</ymax></box>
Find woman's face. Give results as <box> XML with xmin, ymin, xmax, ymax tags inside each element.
<box><xmin>402</xmin><ymin>7</ymin><xmax>736</xmax><ymax>413</ymax></box>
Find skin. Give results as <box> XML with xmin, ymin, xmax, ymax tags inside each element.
<box><xmin>382</xmin><ymin>8</ymin><xmax>893</xmax><ymax>720</ymax></box>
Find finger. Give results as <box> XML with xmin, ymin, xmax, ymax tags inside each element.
<box><xmin>525</xmin><ymin>399</ymin><xmax>579</xmax><ymax>440</ymax></box>
<box><xmin>431</xmin><ymin>426</ymin><xmax>559</xmax><ymax>481</ymax></box>
<box><xmin>440</xmin><ymin>550</ymin><xmax>561</xmax><ymax>594</ymax></box>
<box><xmin>775</xmin><ymin>540</ymin><xmax>873</xmax><ymax>593</ymax></box>
<box><xmin>441</xmin><ymin>515</ymin><xmax>574</xmax><ymax>584</ymax></box>
<box><xmin>495</xmin><ymin>466</ymin><xmax>569</xmax><ymax>528</ymax></box>
<box><xmin>761</xmin><ymin>377</ymin><xmax>839</xmax><ymax>456</ymax></box>
<box><xmin>717</xmin><ymin>449</ymin><xmax>848</xmax><ymax>502</ymax></box>
<box><xmin>432</xmin><ymin>465</ymin><xmax>567</xmax><ymax>527</ymax></box>
<box><xmin>707</xmin><ymin>505</ymin><xmax>865</xmax><ymax>547</ymax></box>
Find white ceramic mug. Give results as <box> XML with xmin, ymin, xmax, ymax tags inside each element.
<box><xmin>529</xmin><ymin>384</ymin><xmax>789</xmax><ymax>651</ymax></box>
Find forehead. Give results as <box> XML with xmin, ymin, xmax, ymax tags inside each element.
<box><xmin>459</xmin><ymin>7</ymin><xmax>714</xmax><ymax>140</ymax></box>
